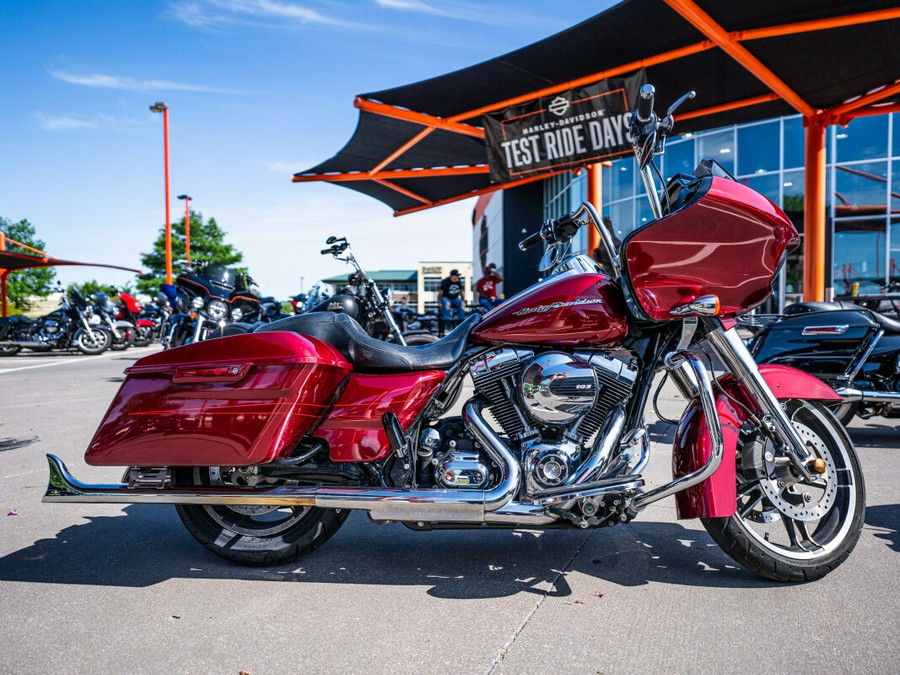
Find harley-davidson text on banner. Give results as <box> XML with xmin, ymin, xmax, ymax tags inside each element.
<box><xmin>483</xmin><ymin>71</ymin><xmax>646</xmax><ymax>183</ymax></box>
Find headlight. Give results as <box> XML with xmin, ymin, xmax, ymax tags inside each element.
<box><xmin>207</xmin><ymin>300</ymin><xmax>228</xmax><ymax>321</ymax></box>
<box><xmin>191</xmin><ymin>296</ymin><xmax>205</xmax><ymax>310</ymax></box>
<box><xmin>231</xmin><ymin>307</ymin><xmax>243</xmax><ymax>321</ymax></box>
<box><xmin>88</xmin><ymin>315</ymin><xmax>102</xmax><ymax>325</ymax></box>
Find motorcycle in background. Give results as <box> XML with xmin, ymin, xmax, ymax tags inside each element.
<box><xmin>44</xmin><ymin>84</ymin><xmax>865</xmax><ymax>582</ymax></box>
<box><xmin>751</xmin><ymin>300</ymin><xmax>900</xmax><ymax>425</ymax></box>
<box><xmin>89</xmin><ymin>291</ymin><xmax>136</xmax><ymax>351</ymax></box>
<box><xmin>0</xmin><ymin>283</ymin><xmax>111</xmax><ymax>355</ymax></box>
<box><xmin>164</xmin><ymin>261</ymin><xmax>255</xmax><ymax>347</ymax></box>
<box><xmin>118</xmin><ymin>292</ymin><xmax>160</xmax><ymax>347</ymax></box>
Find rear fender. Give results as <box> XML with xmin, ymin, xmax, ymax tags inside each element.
<box><xmin>672</xmin><ymin>365</ymin><xmax>840</xmax><ymax>519</ymax></box>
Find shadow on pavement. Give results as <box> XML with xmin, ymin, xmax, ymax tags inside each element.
<box><xmin>865</xmin><ymin>503</ymin><xmax>900</xmax><ymax>553</ymax></box>
<box><xmin>0</xmin><ymin>506</ymin><xmax>788</xmax><ymax>594</ymax></box>
<box><xmin>848</xmin><ymin>423</ymin><xmax>899</xmax><ymax>448</ymax></box>
<box><xmin>0</xmin><ymin>436</ymin><xmax>39</xmax><ymax>453</ymax></box>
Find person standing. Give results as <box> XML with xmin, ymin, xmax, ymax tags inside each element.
<box><xmin>476</xmin><ymin>263</ymin><xmax>503</xmax><ymax>312</ymax></box>
<box><xmin>438</xmin><ymin>269</ymin><xmax>464</xmax><ymax>320</ymax></box>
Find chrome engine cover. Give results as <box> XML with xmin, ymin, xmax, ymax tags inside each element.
<box><xmin>436</xmin><ymin>451</ymin><xmax>490</xmax><ymax>489</ymax></box>
<box><xmin>519</xmin><ymin>352</ymin><xmax>599</xmax><ymax>426</ymax></box>
<box><xmin>522</xmin><ymin>437</ymin><xmax>582</xmax><ymax>493</ymax></box>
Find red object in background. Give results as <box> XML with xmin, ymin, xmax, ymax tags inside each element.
<box><xmin>317</xmin><ymin>371</ymin><xmax>446</xmax><ymax>462</ymax></box>
<box><xmin>623</xmin><ymin>177</ymin><xmax>799</xmax><ymax>321</ymax></box>
<box><xmin>120</xmin><ymin>292</ymin><xmax>142</xmax><ymax>314</ymax></box>
<box><xmin>85</xmin><ymin>332</ymin><xmax>351</xmax><ymax>467</ymax></box>
<box><xmin>471</xmin><ymin>273</ymin><xmax>629</xmax><ymax>348</ymax></box>
<box><xmin>673</xmin><ymin>364</ymin><xmax>840</xmax><ymax>519</ymax></box>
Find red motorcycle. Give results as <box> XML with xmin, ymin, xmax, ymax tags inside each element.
<box><xmin>43</xmin><ymin>86</ymin><xmax>864</xmax><ymax>582</ymax></box>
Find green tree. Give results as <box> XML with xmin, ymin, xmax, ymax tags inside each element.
<box><xmin>138</xmin><ymin>211</ymin><xmax>244</xmax><ymax>294</ymax></box>
<box><xmin>1</xmin><ymin>217</ymin><xmax>56</xmax><ymax>312</ymax></box>
<box><xmin>69</xmin><ymin>279</ymin><xmax>120</xmax><ymax>299</ymax></box>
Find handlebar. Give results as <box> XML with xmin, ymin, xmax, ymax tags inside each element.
<box><xmin>518</xmin><ymin>230</ymin><xmax>544</xmax><ymax>252</ymax></box>
<box><xmin>636</xmin><ymin>84</ymin><xmax>655</xmax><ymax>123</ymax></box>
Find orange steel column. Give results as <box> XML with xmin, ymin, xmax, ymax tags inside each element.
<box><xmin>803</xmin><ymin>117</ymin><xmax>827</xmax><ymax>302</ymax></box>
<box><xmin>0</xmin><ymin>230</ymin><xmax>6</xmax><ymax>317</ymax></box>
<box><xmin>586</xmin><ymin>164</ymin><xmax>602</xmax><ymax>257</ymax></box>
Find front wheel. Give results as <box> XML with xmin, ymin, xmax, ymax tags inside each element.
<box><xmin>109</xmin><ymin>326</ymin><xmax>136</xmax><ymax>351</ymax></box>
<box><xmin>702</xmin><ymin>399</ymin><xmax>865</xmax><ymax>582</ymax></box>
<box><xmin>173</xmin><ymin>467</ymin><xmax>347</xmax><ymax>566</ymax></box>
<box><xmin>0</xmin><ymin>344</ymin><xmax>22</xmax><ymax>356</ymax></box>
<box><xmin>74</xmin><ymin>327</ymin><xmax>111</xmax><ymax>355</ymax></box>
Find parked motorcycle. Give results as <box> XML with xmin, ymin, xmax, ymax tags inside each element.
<box><xmin>43</xmin><ymin>84</ymin><xmax>865</xmax><ymax>582</ymax></box>
<box><xmin>164</xmin><ymin>261</ymin><xmax>257</xmax><ymax>347</ymax></box>
<box><xmin>751</xmin><ymin>300</ymin><xmax>900</xmax><ymax>425</ymax></box>
<box><xmin>0</xmin><ymin>284</ymin><xmax>111</xmax><ymax>355</ymax></box>
<box><xmin>118</xmin><ymin>293</ymin><xmax>160</xmax><ymax>347</ymax></box>
<box><xmin>90</xmin><ymin>291</ymin><xmax>136</xmax><ymax>351</ymax></box>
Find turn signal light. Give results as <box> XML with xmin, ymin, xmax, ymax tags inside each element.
<box><xmin>173</xmin><ymin>364</ymin><xmax>251</xmax><ymax>383</ymax></box>
<box><xmin>670</xmin><ymin>294</ymin><xmax>720</xmax><ymax>317</ymax></box>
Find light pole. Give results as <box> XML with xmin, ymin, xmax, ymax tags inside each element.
<box><xmin>177</xmin><ymin>194</ymin><xmax>192</xmax><ymax>261</ymax></box>
<box><xmin>150</xmin><ymin>102</ymin><xmax>172</xmax><ymax>283</ymax></box>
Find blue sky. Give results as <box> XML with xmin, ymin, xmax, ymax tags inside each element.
<box><xmin>0</xmin><ymin>0</ymin><xmax>612</xmax><ymax>298</ymax></box>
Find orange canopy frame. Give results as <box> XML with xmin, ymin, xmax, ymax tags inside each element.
<box><xmin>0</xmin><ymin>232</ymin><xmax>142</xmax><ymax>317</ymax></box>
<box><xmin>295</xmin><ymin>0</ymin><xmax>900</xmax><ymax>301</ymax></box>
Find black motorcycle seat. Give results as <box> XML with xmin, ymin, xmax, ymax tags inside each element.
<box><xmin>784</xmin><ymin>301</ymin><xmax>900</xmax><ymax>334</ymax></box>
<box><xmin>255</xmin><ymin>312</ymin><xmax>479</xmax><ymax>372</ymax></box>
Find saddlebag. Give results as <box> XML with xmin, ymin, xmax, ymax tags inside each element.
<box><xmin>85</xmin><ymin>332</ymin><xmax>351</xmax><ymax>466</ymax></box>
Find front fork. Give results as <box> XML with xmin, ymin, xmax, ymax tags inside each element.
<box><xmin>672</xmin><ymin>322</ymin><xmax>816</xmax><ymax>482</ymax></box>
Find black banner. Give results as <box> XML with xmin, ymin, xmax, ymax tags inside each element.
<box><xmin>483</xmin><ymin>70</ymin><xmax>646</xmax><ymax>183</ymax></box>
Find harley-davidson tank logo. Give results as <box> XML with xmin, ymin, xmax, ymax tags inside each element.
<box><xmin>512</xmin><ymin>298</ymin><xmax>603</xmax><ymax>317</ymax></box>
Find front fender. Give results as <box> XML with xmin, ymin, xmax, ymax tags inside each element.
<box><xmin>672</xmin><ymin>365</ymin><xmax>840</xmax><ymax>519</ymax></box>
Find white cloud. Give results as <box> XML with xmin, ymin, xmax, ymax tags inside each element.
<box><xmin>49</xmin><ymin>69</ymin><xmax>243</xmax><ymax>94</ymax></box>
<box><xmin>168</xmin><ymin>0</ymin><xmax>347</xmax><ymax>29</ymax></box>
<box><xmin>35</xmin><ymin>112</ymin><xmax>141</xmax><ymax>132</ymax></box>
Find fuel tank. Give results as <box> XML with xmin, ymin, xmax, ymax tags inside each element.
<box><xmin>471</xmin><ymin>273</ymin><xmax>629</xmax><ymax>348</ymax></box>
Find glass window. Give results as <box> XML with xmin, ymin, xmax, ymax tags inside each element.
<box><xmin>664</xmin><ymin>138</ymin><xmax>694</xmax><ymax>176</ymax></box>
<box><xmin>783</xmin><ymin>117</ymin><xmax>804</xmax><ymax>169</ymax></box>
<box><xmin>833</xmin><ymin>219</ymin><xmax>887</xmax><ymax>294</ymax></box>
<box><xmin>423</xmin><ymin>278</ymin><xmax>441</xmax><ymax>292</ymax></box>
<box><xmin>835</xmin><ymin>161</ymin><xmax>887</xmax><ymax>215</ymax></box>
<box><xmin>697</xmin><ymin>130</ymin><xmax>735</xmax><ymax>174</ymax></box>
<box><xmin>892</xmin><ymin>159</ymin><xmax>900</xmax><ymax>216</ymax></box>
<box><xmin>737</xmin><ymin>121</ymin><xmax>779</xmax><ymax>175</ymax></box>
<box><xmin>609</xmin><ymin>158</ymin><xmax>635</xmax><ymax>201</ymax></box>
<box><xmin>608</xmin><ymin>200</ymin><xmax>634</xmax><ymax>241</ymax></box>
<box><xmin>893</xmin><ymin>113</ymin><xmax>900</xmax><ymax>158</ymax></box>
<box><xmin>782</xmin><ymin>169</ymin><xmax>805</xmax><ymax>216</ymax></box>
<box><xmin>742</xmin><ymin>173</ymin><xmax>780</xmax><ymax>203</ymax></box>
<box><xmin>636</xmin><ymin>196</ymin><xmax>654</xmax><ymax>229</ymax></box>
<box><xmin>835</xmin><ymin>115</ymin><xmax>889</xmax><ymax>162</ymax></box>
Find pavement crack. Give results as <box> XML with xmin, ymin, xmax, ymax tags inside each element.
<box><xmin>485</xmin><ymin>529</ymin><xmax>594</xmax><ymax>675</ymax></box>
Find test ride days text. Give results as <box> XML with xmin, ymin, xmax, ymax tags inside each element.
<box><xmin>498</xmin><ymin>111</ymin><xmax>633</xmax><ymax>170</ymax></box>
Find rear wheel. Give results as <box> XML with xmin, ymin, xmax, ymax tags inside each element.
<box><xmin>702</xmin><ymin>399</ymin><xmax>865</xmax><ymax>582</ymax></box>
<box><xmin>0</xmin><ymin>344</ymin><xmax>22</xmax><ymax>356</ymax></box>
<box><xmin>173</xmin><ymin>467</ymin><xmax>347</xmax><ymax>566</ymax></box>
<box><xmin>399</xmin><ymin>332</ymin><xmax>438</xmax><ymax>346</ymax></box>
<box><xmin>828</xmin><ymin>399</ymin><xmax>859</xmax><ymax>426</ymax></box>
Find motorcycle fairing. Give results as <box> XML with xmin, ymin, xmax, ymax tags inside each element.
<box><xmin>85</xmin><ymin>332</ymin><xmax>351</xmax><ymax>467</ymax></box>
<box><xmin>673</xmin><ymin>364</ymin><xmax>841</xmax><ymax>519</ymax></box>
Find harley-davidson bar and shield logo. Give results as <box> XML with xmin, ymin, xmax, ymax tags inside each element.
<box><xmin>482</xmin><ymin>70</ymin><xmax>646</xmax><ymax>183</ymax></box>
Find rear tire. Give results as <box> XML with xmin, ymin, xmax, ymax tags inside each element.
<box><xmin>0</xmin><ymin>344</ymin><xmax>21</xmax><ymax>356</ymax></box>
<box><xmin>702</xmin><ymin>400</ymin><xmax>864</xmax><ymax>582</ymax></box>
<box><xmin>828</xmin><ymin>400</ymin><xmax>858</xmax><ymax>426</ymax></box>
<box><xmin>400</xmin><ymin>332</ymin><xmax>438</xmax><ymax>346</ymax></box>
<box><xmin>173</xmin><ymin>467</ymin><xmax>347</xmax><ymax>566</ymax></box>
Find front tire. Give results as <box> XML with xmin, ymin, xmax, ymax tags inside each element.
<box><xmin>74</xmin><ymin>327</ymin><xmax>111</xmax><ymax>355</ymax></box>
<box><xmin>702</xmin><ymin>400</ymin><xmax>865</xmax><ymax>582</ymax></box>
<box><xmin>109</xmin><ymin>326</ymin><xmax>136</xmax><ymax>351</ymax></box>
<box><xmin>0</xmin><ymin>344</ymin><xmax>21</xmax><ymax>356</ymax></box>
<box><xmin>173</xmin><ymin>467</ymin><xmax>347</xmax><ymax>566</ymax></box>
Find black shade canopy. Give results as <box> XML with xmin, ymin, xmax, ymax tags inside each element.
<box><xmin>0</xmin><ymin>250</ymin><xmax>141</xmax><ymax>274</ymax></box>
<box><xmin>294</xmin><ymin>0</ymin><xmax>900</xmax><ymax>215</ymax></box>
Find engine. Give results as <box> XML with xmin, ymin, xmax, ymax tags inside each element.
<box><xmin>468</xmin><ymin>348</ymin><xmax>637</xmax><ymax>494</ymax></box>
<box><xmin>412</xmin><ymin>348</ymin><xmax>637</xmax><ymax>495</ymax></box>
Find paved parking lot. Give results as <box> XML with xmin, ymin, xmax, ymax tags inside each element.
<box><xmin>0</xmin><ymin>347</ymin><xmax>897</xmax><ymax>673</ymax></box>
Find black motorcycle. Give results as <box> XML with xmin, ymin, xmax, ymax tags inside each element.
<box><xmin>751</xmin><ymin>300</ymin><xmax>900</xmax><ymax>424</ymax></box>
<box><xmin>164</xmin><ymin>262</ymin><xmax>259</xmax><ymax>347</ymax></box>
<box><xmin>0</xmin><ymin>284</ymin><xmax>112</xmax><ymax>356</ymax></box>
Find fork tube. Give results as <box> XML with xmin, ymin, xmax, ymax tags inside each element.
<box><xmin>705</xmin><ymin>324</ymin><xmax>813</xmax><ymax>464</ymax></box>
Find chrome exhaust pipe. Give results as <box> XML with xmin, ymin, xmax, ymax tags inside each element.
<box><xmin>834</xmin><ymin>387</ymin><xmax>900</xmax><ymax>404</ymax></box>
<box><xmin>0</xmin><ymin>341</ymin><xmax>52</xmax><ymax>349</ymax></box>
<box><xmin>43</xmin><ymin>398</ymin><xmax>522</xmax><ymax>523</ymax></box>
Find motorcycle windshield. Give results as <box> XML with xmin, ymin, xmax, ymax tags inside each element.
<box><xmin>199</xmin><ymin>265</ymin><xmax>236</xmax><ymax>292</ymax></box>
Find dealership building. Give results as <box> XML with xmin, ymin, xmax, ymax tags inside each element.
<box><xmin>473</xmin><ymin>111</ymin><xmax>900</xmax><ymax>311</ymax></box>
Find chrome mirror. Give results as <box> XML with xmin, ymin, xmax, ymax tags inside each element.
<box><xmin>538</xmin><ymin>242</ymin><xmax>569</xmax><ymax>272</ymax></box>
